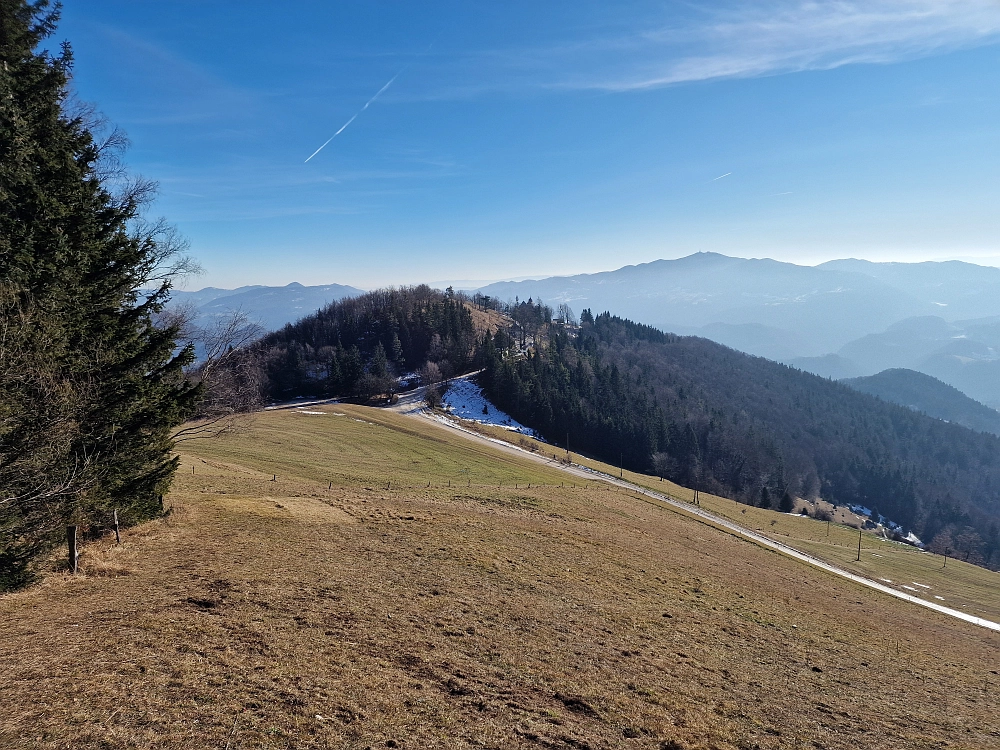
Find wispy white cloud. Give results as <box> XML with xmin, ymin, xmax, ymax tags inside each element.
<box><xmin>414</xmin><ymin>1</ymin><xmax>1000</xmax><ymax>98</ymax></box>
<box><xmin>559</xmin><ymin>1</ymin><xmax>1000</xmax><ymax>91</ymax></box>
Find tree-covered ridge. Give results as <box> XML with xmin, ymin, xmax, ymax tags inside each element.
<box><xmin>479</xmin><ymin>312</ymin><xmax>1000</xmax><ymax>568</ymax></box>
<box><xmin>258</xmin><ymin>286</ymin><xmax>477</xmax><ymax>399</ymax></box>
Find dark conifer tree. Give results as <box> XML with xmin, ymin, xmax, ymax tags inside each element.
<box><xmin>758</xmin><ymin>487</ymin><xmax>772</xmax><ymax>509</ymax></box>
<box><xmin>0</xmin><ymin>1</ymin><xmax>198</xmax><ymax>587</ymax></box>
<box><xmin>390</xmin><ymin>332</ymin><xmax>405</xmax><ymax>369</ymax></box>
<box><xmin>370</xmin><ymin>341</ymin><xmax>389</xmax><ymax>378</ymax></box>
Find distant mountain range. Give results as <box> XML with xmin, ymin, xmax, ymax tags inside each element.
<box><xmin>842</xmin><ymin>369</ymin><xmax>1000</xmax><ymax>436</ymax></box>
<box><xmin>473</xmin><ymin>253</ymin><xmax>1000</xmax><ymax>407</ymax></box>
<box><xmin>477</xmin><ymin>253</ymin><xmax>934</xmax><ymax>356</ymax></box>
<box><xmin>178</xmin><ymin>255</ymin><xmax>1000</xmax><ymax>409</ymax></box>
<box><xmin>169</xmin><ymin>282</ymin><xmax>364</xmax><ymax>333</ymax></box>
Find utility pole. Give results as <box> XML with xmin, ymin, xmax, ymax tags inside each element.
<box><xmin>856</xmin><ymin>527</ymin><xmax>862</xmax><ymax>561</ymax></box>
<box><xmin>620</xmin><ymin>452</ymin><xmax>623</xmax><ymax>478</ymax></box>
<box><xmin>566</xmin><ymin>432</ymin><xmax>570</xmax><ymax>464</ymax></box>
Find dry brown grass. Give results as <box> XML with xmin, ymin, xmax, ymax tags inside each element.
<box><xmin>459</xmin><ymin>420</ymin><xmax>1000</xmax><ymax>625</ymax></box>
<box><xmin>465</xmin><ymin>304</ymin><xmax>509</xmax><ymax>337</ymax></box>
<box><xmin>2</xmin><ymin>406</ymin><xmax>999</xmax><ymax>749</ymax></box>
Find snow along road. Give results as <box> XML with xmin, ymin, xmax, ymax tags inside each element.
<box><xmin>393</xmin><ymin>386</ymin><xmax>1000</xmax><ymax>633</ymax></box>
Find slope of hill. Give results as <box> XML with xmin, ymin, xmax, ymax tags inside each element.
<box><xmin>3</xmin><ymin>406</ymin><xmax>998</xmax><ymax>749</ymax></box>
<box><xmin>171</xmin><ymin>282</ymin><xmax>364</xmax><ymax>333</ymax></box>
<box><xmin>478</xmin><ymin>313</ymin><xmax>1000</xmax><ymax>566</ymax></box>
<box><xmin>843</xmin><ymin>369</ymin><xmax>1000</xmax><ymax>435</ymax></box>
<box><xmin>473</xmin><ymin>254</ymin><xmax>1000</xmax><ymax>404</ymax></box>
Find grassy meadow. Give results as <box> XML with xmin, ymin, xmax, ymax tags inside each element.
<box><xmin>2</xmin><ymin>405</ymin><xmax>999</xmax><ymax>749</ymax></box>
<box><xmin>464</xmin><ymin>420</ymin><xmax>1000</xmax><ymax>626</ymax></box>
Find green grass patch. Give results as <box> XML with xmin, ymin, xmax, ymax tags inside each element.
<box><xmin>181</xmin><ymin>404</ymin><xmax>570</xmax><ymax>489</ymax></box>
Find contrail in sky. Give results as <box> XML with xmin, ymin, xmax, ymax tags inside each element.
<box><xmin>711</xmin><ymin>172</ymin><xmax>732</xmax><ymax>181</ymax></box>
<box><xmin>304</xmin><ymin>69</ymin><xmax>405</xmax><ymax>163</ymax></box>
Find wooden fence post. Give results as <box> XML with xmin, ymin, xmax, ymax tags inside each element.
<box><xmin>113</xmin><ymin>509</ymin><xmax>121</xmax><ymax>545</ymax></box>
<box><xmin>67</xmin><ymin>526</ymin><xmax>78</xmax><ymax>573</ymax></box>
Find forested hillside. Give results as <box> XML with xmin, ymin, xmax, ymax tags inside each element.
<box><xmin>843</xmin><ymin>368</ymin><xmax>1000</xmax><ymax>436</ymax></box>
<box><xmin>257</xmin><ymin>286</ymin><xmax>478</xmax><ymax>399</ymax></box>
<box><xmin>478</xmin><ymin>312</ymin><xmax>1000</xmax><ymax>567</ymax></box>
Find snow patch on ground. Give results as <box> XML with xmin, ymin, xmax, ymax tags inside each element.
<box><xmin>443</xmin><ymin>378</ymin><xmax>537</xmax><ymax>436</ymax></box>
<box><xmin>901</xmin><ymin>585</ymin><xmax>918</xmax><ymax>592</ymax></box>
<box><xmin>296</xmin><ymin>410</ymin><xmax>327</xmax><ymax>415</ymax></box>
<box><xmin>912</xmin><ymin>582</ymin><xmax>931</xmax><ymax>589</ymax></box>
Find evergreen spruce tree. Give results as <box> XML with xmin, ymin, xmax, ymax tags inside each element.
<box><xmin>779</xmin><ymin>491</ymin><xmax>794</xmax><ymax>514</ymax></box>
<box><xmin>0</xmin><ymin>1</ymin><xmax>199</xmax><ymax>587</ymax></box>
<box><xmin>758</xmin><ymin>486</ymin><xmax>772</xmax><ymax>509</ymax></box>
<box><xmin>390</xmin><ymin>332</ymin><xmax>405</xmax><ymax>369</ymax></box>
<box><xmin>370</xmin><ymin>341</ymin><xmax>388</xmax><ymax>378</ymax></box>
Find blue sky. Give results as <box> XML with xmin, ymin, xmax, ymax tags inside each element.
<box><xmin>58</xmin><ymin>1</ymin><xmax>1000</xmax><ymax>289</ymax></box>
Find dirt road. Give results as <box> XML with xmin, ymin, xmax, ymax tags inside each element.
<box><xmin>392</xmin><ymin>387</ymin><xmax>1000</xmax><ymax>632</ymax></box>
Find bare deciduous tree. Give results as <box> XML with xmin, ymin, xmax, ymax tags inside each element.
<box><xmin>556</xmin><ymin>303</ymin><xmax>576</xmax><ymax>326</ymax></box>
<box><xmin>420</xmin><ymin>361</ymin><xmax>448</xmax><ymax>408</ymax></box>
<box><xmin>165</xmin><ymin>308</ymin><xmax>267</xmax><ymax>442</ymax></box>
<box><xmin>651</xmin><ymin>451</ymin><xmax>675</xmax><ymax>481</ymax></box>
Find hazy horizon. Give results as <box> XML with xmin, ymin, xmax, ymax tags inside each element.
<box><xmin>175</xmin><ymin>251</ymin><xmax>1000</xmax><ymax>294</ymax></box>
<box><xmin>60</xmin><ymin>2</ymin><xmax>1000</xmax><ymax>289</ymax></box>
